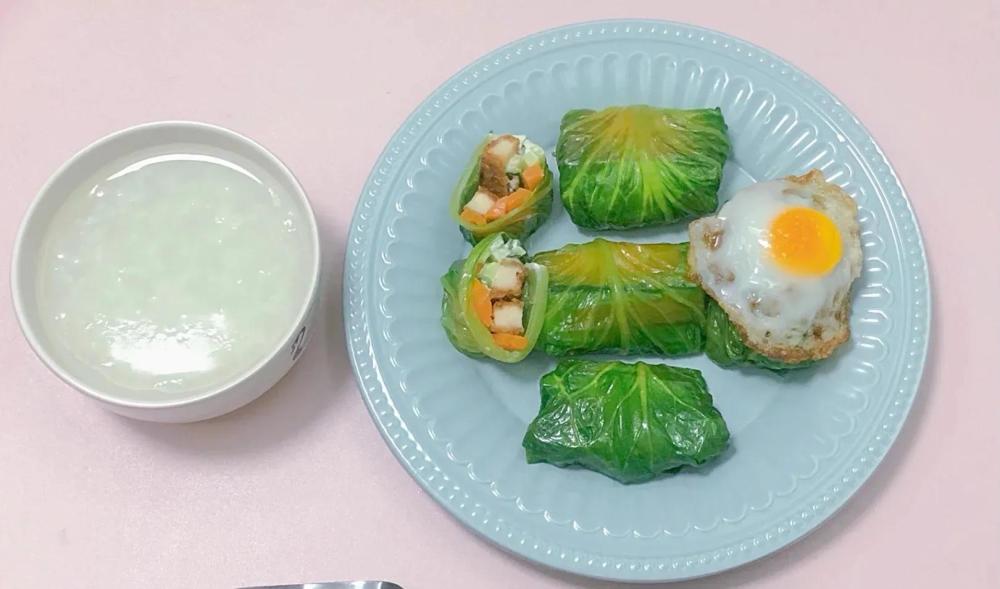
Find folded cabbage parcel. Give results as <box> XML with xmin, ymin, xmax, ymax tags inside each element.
<box><xmin>532</xmin><ymin>238</ymin><xmax>706</xmax><ymax>356</ymax></box>
<box><xmin>556</xmin><ymin>105</ymin><xmax>730</xmax><ymax>230</ymax></box>
<box><xmin>441</xmin><ymin>233</ymin><xmax>548</xmax><ymax>363</ymax></box>
<box><xmin>704</xmin><ymin>299</ymin><xmax>815</xmax><ymax>373</ymax></box>
<box><xmin>450</xmin><ymin>133</ymin><xmax>554</xmax><ymax>244</ymax></box>
<box><xmin>523</xmin><ymin>359</ymin><xmax>730</xmax><ymax>484</ymax></box>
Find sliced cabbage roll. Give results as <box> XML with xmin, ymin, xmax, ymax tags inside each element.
<box><xmin>556</xmin><ymin>105</ymin><xmax>730</xmax><ymax>230</ymax></box>
<box><xmin>532</xmin><ymin>239</ymin><xmax>706</xmax><ymax>356</ymax></box>
<box><xmin>440</xmin><ymin>233</ymin><xmax>548</xmax><ymax>362</ymax></box>
<box><xmin>451</xmin><ymin>133</ymin><xmax>554</xmax><ymax>244</ymax></box>
<box><xmin>523</xmin><ymin>359</ymin><xmax>730</xmax><ymax>484</ymax></box>
<box><xmin>704</xmin><ymin>299</ymin><xmax>815</xmax><ymax>373</ymax></box>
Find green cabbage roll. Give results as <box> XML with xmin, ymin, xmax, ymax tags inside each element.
<box><xmin>556</xmin><ymin>105</ymin><xmax>730</xmax><ymax>230</ymax></box>
<box><xmin>450</xmin><ymin>133</ymin><xmax>554</xmax><ymax>244</ymax></box>
<box><xmin>532</xmin><ymin>239</ymin><xmax>706</xmax><ymax>356</ymax></box>
<box><xmin>523</xmin><ymin>359</ymin><xmax>730</xmax><ymax>484</ymax></box>
<box><xmin>441</xmin><ymin>233</ymin><xmax>548</xmax><ymax>362</ymax></box>
<box><xmin>704</xmin><ymin>299</ymin><xmax>814</xmax><ymax>373</ymax></box>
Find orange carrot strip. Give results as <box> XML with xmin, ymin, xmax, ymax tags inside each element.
<box><xmin>492</xmin><ymin>333</ymin><xmax>528</xmax><ymax>351</ymax></box>
<box><xmin>520</xmin><ymin>164</ymin><xmax>543</xmax><ymax>190</ymax></box>
<box><xmin>497</xmin><ymin>188</ymin><xmax>531</xmax><ymax>214</ymax></box>
<box><xmin>460</xmin><ymin>208</ymin><xmax>487</xmax><ymax>225</ymax></box>
<box><xmin>470</xmin><ymin>279</ymin><xmax>493</xmax><ymax>327</ymax></box>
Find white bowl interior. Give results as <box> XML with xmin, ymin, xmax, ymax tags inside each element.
<box><xmin>13</xmin><ymin>122</ymin><xmax>320</xmax><ymax>408</ymax></box>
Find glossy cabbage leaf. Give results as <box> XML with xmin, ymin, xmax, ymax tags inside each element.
<box><xmin>532</xmin><ymin>239</ymin><xmax>706</xmax><ymax>356</ymax></box>
<box><xmin>440</xmin><ymin>233</ymin><xmax>548</xmax><ymax>363</ymax></box>
<box><xmin>450</xmin><ymin>135</ymin><xmax>554</xmax><ymax>244</ymax></box>
<box><xmin>523</xmin><ymin>359</ymin><xmax>730</xmax><ymax>484</ymax></box>
<box><xmin>704</xmin><ymin>299</ymin><xmax>814</xmax><ymax>373</ymax></box>
<box><xmin>556</xmin><ymin>105</ymin><xmax>730</xmax><ymax>230</ymax></box>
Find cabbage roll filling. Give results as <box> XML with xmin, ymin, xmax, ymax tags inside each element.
<box><xmin>471</xmin><ymin>238</ymin><xmax>533</xmax><ymax>350</ymax></box>
<box><xmin>460</xmin><ymin>134</ymin><xmax>546</xmax><ymax>226</ymax></box>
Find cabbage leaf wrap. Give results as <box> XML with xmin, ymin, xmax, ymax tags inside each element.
<box><xmin>556</xmin><ymin>105</ymin><xmax>730</xmax><ymax>229</ymax></box>
<box><xmin>704</xmin><ymin>299</ymin><xmax>814</xmax><ymax>373</ymax></box>
<box><xmin>523</xmin><ymin>359</ymin><xmax>730</xmax><ymax>484</ymax></box>
<box><xmin>532</xmin><ymin>239</ymin><xmax>706</xmax><ymax>356</ymax></box>
<box><xmin>450</xmin><ymin>135</ymin><xmax>554</xmax><ymax>244</ymax></box>
<box><xmin>440</xmin><ymin>233</ymin><xmax>548</xmax><ymax>363</ymax></box>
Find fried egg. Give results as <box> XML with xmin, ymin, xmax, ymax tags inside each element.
<box><xmin>688</xmin><ymin>170</ymin><xmax>862</xmax><ymax>363</ymax></box>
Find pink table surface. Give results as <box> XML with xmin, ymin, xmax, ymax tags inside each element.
<box><xmin>2</xmin><ymin>2</ymin><xmax>999</xmax><ymax>588</ymax></box>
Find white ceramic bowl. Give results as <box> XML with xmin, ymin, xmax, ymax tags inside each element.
<box><xmin>11</xmin><ymin>121</ymin><xmax>321</xmax><ymax>423</ymax></box>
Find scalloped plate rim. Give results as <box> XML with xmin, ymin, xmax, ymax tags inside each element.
<box><xmin>344</xmin><ymin>18</ymin><xmax>930</xmax><ymax>582</ymax></box>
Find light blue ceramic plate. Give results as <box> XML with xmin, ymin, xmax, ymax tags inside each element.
<box><xmin>345</xmin><ymin>20</ymin><xmax>929</xmax><ymax>582</ymax></box>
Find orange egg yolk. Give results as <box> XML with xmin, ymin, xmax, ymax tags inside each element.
<box><xmin>767</xmin><ymin>207</ymin><xmax>842</xmax><ymax>276</ymax></box>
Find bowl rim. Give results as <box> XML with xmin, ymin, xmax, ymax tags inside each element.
<box><xmin>10</xmin><ymin>120</ymin><xmax>322</xmax><ymax>410</ymax></box>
